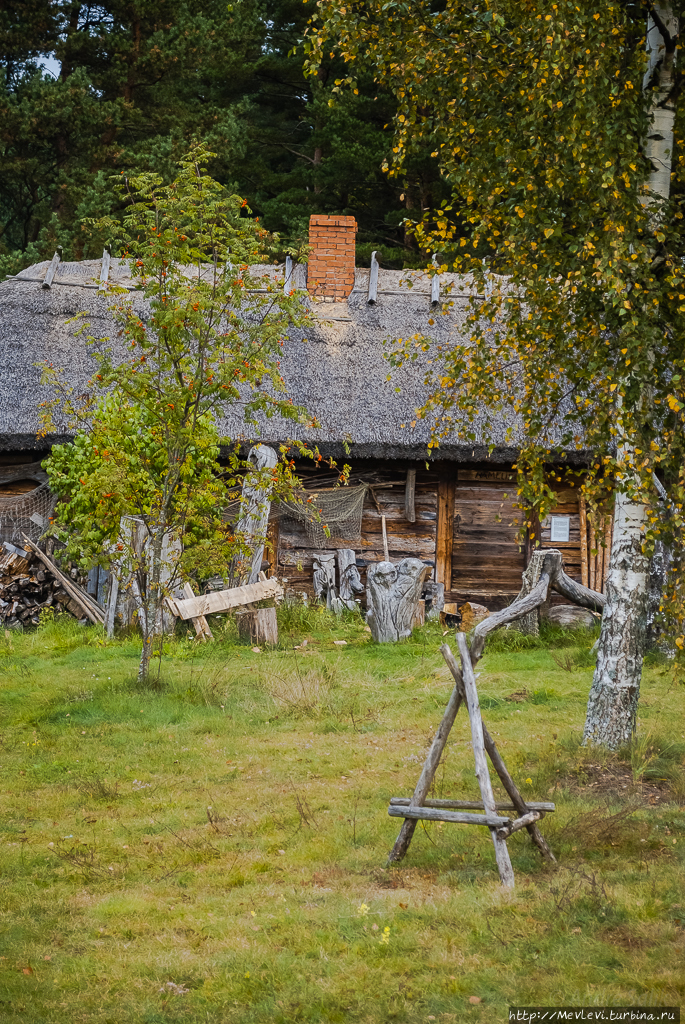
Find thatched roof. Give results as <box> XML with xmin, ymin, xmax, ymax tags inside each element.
<box><xmin>0</xmin><ymin>256</ymin><xmax>534</xmax><ymax>461</ymax></box>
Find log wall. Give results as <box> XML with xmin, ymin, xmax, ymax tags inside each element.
<box><xmin>273</xmin><ymin>459</ymin><xmax>587</xmax><ymax>608</ymax></box>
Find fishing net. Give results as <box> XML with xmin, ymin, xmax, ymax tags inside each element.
<box><xmin>277</xmin><ymin>484</ymin><xmax>368</xmax><ymax>548</ymax></box>
<box><xmin>0</xmin><ymin>483</ymin><xmax>56</xmax><ymax>547</ymax></box>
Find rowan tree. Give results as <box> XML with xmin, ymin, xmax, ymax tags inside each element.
<box><xmin>41</xmin><ymin>145</ymin><xmax>313</xmax><ymax>681</ymax></box>
<box><xmin>309</xmin><ymin>1</ymin><xmax>685</xmax><ymax>747</ymax></box>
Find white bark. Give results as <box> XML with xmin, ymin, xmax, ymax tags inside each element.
<box><xmin>583</xmin><ymin>6</ymin><xmax>678</xmax><ymax>749</ymax></box>
<box><xmin>642</xmin><ymin>5</ymin><xmax>678</xmax><ymax>215</ymax></box>
<box><xmin>583</xmin><ymin>492</ymin><xmax>649</xmax><ymax>747</ymax></box>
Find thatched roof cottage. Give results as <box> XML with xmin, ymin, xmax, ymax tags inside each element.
<box><xmin>0</xmin><ymin>216</ymin><xmax>593</xmax><ymax>607</ymax></box>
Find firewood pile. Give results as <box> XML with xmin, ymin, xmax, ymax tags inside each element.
<box><xmin>0</xmin><ymin>541</ymin><xmax>91</xmax><ymax>630</ymax></box>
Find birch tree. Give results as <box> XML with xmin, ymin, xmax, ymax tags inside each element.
<box><xmin>310</xmin><ymin>1</ymin><xmax>685</xmax><ymax>747</ymax></box>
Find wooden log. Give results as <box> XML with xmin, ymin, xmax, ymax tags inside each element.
<box><xmin>337</xmin><ymin>549</ymin><xmax>363</xmax><ymax>610</ymax></box>
<box><xmin>456</xmin><ymin>632</ymin><xmax>514</xmax><ymax>887</ymax></box>
<box><xmin>405</xmin><ymin>469</ymin><xmax>417</xmax><ymax>523</ymax></box>
<box><xmin>167</xmin><ymin>577</ymin><xmax>283</xmax><ymax>619</ymax></box>
<box><xmin>237</xmin><ymin>606</ymin><xmax>278</xmax><ymax>646</ymax></box>
<box><xmin>390</xmin><ymin>797</ymin><xmax>555</xmax><ymax>812</ymax></box>
<box><xmin>495</xmin><ymin>811</ymin><xmax>542</xmax><ymax>840</ymax></box>
<box><xmin>387</xmin><ymin>677</ymin><xmax>464</xmax><ymax>863</ymax></box>
<box><xmin>436</xmin><ymin>475</ymin><xmax>455</xmax><ymax>589</ymax></box>
<box><xmin>424</xmin><ymin>579</ymin><xmax>445</xmax><ymax>620</ymax></box>
<box><xmin>388</xmin><ymin>805</ymin><xmax>508</xmax><ymax>827</ymax></box>
<box><xmin>366</xmin><ymin>558</ymin><xmax>430</xmax><ymax>642</ymax></box>
<box><xmin>552</xmin><ymin>566</ymin><xmax>605</xmax><ymax>612</ymax></box>
<box><xmin>411</xmin><ymin>599</ymin><xmax>425</xmax><ymax>630</ymax></box>
<box><xmin>588</xmin><ymin>519</ymin><xmax>596</xmax><ymax>592</ymax></box>
<box><xmin>469</xmin><ymin>556</ymin><xmax>556</xmax><ymax>662</ymax></box>
<box><xmin>21</xmin><ymin>536</ymin><xmax>103</xmax><ymax>625</ymax></box>
<box><xmin>183</xmin><ymin>583</ymin><xmax>213</xmax><ymax>641</ymax></box>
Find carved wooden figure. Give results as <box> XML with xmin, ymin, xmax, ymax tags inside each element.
<box><xmin>313</xmin><ymin>552</ymin><xmax>339</xmax><ymax>611</ymax></box>
<box><xmin>235</xmin><ymin>444</ymin><xmax>278</xmax><ymax>585</ymax></box>
<box><xmin>337</xmin><ymin>549</ymin><xmax>364</xmax><ymax>611</ymax></box>
<box><xmin>366</xmin><ymin>557</ymin><xmax>431</xmax><ymax>642</ymax></box>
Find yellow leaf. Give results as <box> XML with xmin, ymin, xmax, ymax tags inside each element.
<box><xmin>544</xmin><ymin>228</ymin><xmax>554</xmax><ymax>239</ymax></box>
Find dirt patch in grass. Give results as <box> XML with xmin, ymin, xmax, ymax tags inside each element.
<box><xmin>599</xmin><ymin>924</ymin><xmax>659</xmax><ymax>951</ymax></box>
<box><xmin>559</xmin><ymin>762</ymin><xmax>673</xmax><ymax>803</ymax></box>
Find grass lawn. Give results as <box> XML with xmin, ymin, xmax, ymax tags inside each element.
<box><xmin>1</xmin><ymin>608</ymin><xmax>684</xmax><ymax>1023</ymax></box>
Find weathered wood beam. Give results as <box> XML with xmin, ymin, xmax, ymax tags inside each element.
<box><xmin>183</xmin><ymin>582</ymin><xmax>213</xmax><ymax>640</ymax></box>
<box><xmin>390</xmin><ymin>797</ymin><xmax>555</xmax><ymax>813</ymax></box>
<box><xmin>167</xmin><ymin>577</ymin><xmax>283</xmax><ymax>620</ymax></box>
<box><xmin>42</xmin><ymin>252</ymin><xmax>60</xmax><ymax>289</ymax></box>
<box><xmin>457</xmin><ymin>632</ymin><xmax>515</xmax><ymax>887</ymax></box>
<box><xmin>368</xmin><ymin>250</ymin><xmax>379</xmax><ymax>304</ymax></box>
<box><xmin>405</xmin><ymin>468</ymin><xmax>416</xmax><ymax>523</ymax></box>
<box><xmin>388</xmin><ymin>805</ymin><xmax>508</xmax><ymax>827</ymax></box>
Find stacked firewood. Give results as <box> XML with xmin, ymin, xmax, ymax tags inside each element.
<box><xmin>0</xmin><ymin>542</ymin><xmax>90</xmax><ymax>630</ymax></box>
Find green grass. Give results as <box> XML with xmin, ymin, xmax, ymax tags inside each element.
<box><xmin>1</xmin><ymin>610</ymin><xmax>684</xmax><ymax>1023</ymax></box>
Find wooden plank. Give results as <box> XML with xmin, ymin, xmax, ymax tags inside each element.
<box><xmin>168</xmin><ymin>577</ymin><xmax>283</xmax><ymax>620</ymax></box>
<box><xmin>456</xmin><ymin>633</ymin><xmax>515</xmax><ymax>887</ymax></box>
<box><xmin>405</xmin><ymin>469</ymin><xmax>416</xmax><ymax>523</ymax></box>
<box><xmin>436</xmin><ymin>474</ymin><xmax>456</xmax><ymax>589</ymax></box>
<box><xmin>458</xmin><ymin>469</ymin><xmax>516</xmax><ymax>483</ymax></box>
<box><xmin>183</xmin><ymin>583</ymin><xmax>213</xmax><ymax>641</ymax></box>
<box><xmin>589</xmin><ymin>519</ymin><xmax>597</xmax><ymax>592</ymax></box>
<box><xmin>388</xmin><ymin>806</ymin><xmax>508</xmax><ymax>827</ymax></box>
<box><xmin>390</xmin><ymin>797</ymin><xmax>555</xmax><ymax>812</ymax></box>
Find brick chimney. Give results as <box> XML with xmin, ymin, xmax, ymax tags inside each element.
<box><xmin>307</xmin><ymin>215</ymin><xmax>357</xmax><ymax>300</ymax></box>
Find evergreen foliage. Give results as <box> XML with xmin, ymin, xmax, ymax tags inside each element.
<box><xmin>0</xmin><ymin>0</ymin><xmax>444</xmax><ymax>276</ymax></box>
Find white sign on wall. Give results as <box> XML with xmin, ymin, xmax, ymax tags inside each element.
<box><xmin>550</xmin><ymin>516</ymin><xmax>570</xmax><ymax>543</ymax></box>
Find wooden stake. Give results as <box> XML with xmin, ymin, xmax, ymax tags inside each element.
<box><xmin>456</xmin><ymin>633</ymin><xmax>515</xmax><ymax>888</ymax></box>
<box><xmin>579</xmin><ymin>496</ymin><xmax>589</xmax><ymax>588</ymax></box>
<box><xmin>381</xmin><ymin>515</ymin><xmax>390</xmax><ymax>562</ymax></box>
<box><xmin>404</xmin><ymin>468</ymin><xmax>417</xmax><ymax>523</ymax></box>
<box><xmin>588</xmin><ymin>519</ymin><xmax>597</xmax><ymax>592</ymax></box>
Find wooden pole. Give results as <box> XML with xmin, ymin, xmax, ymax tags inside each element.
<box><xmin>456</xmin><ymin>633</ymin><xmax>514</xmax><ymax>887</ymax></box>
<box><xmin>595</xmin><ymin>518</ymin><xmax>604</xmax><ymax>594</ymax></box>
<box><xmin>588</xmin><ymin>519</ymin><xmax>597</xmax><ymax>592</ymax></box>
<box><xmin>381</xmin><ymin>515</ymin><xmax>390</xmax><ymax>562</ymax></box>
<box><xmin>440</xmin><ymin>643</ymin><xmax>557</xmax><ymax>864</ymax></box>
<box><xmin>387</xmin><ymin>678</ymin><xmax>463</xmax><ymax>863</ymax></box>
<box><xmin>579</xmin><ymin>496</ymin><xmax>589</xmax><ymax>588</ymax></box>
<box><xmin>404</xmin><ymin>469</ymin><xmax>417</xmax><ymax>523</ymax></box>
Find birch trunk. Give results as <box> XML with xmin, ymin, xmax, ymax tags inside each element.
<box><xmin>583</xmin><ymin>492</ymin><xmax>649</xmax><ymax>746</ymax></box>
<box><xmin>584</xmin><ymin>5</ymin><xmax>678</xmax><ymax>748</ymax></box>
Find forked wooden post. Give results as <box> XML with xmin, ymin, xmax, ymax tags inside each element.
<box><xmin>387</xmin><ymin>549</ymin><xmax>604</xmax><ymax>880</ymax></box>
<box><xmin>456</xmin><ymin>633</ymin><xmax>514</xmax><ymax>887</ymax></box>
